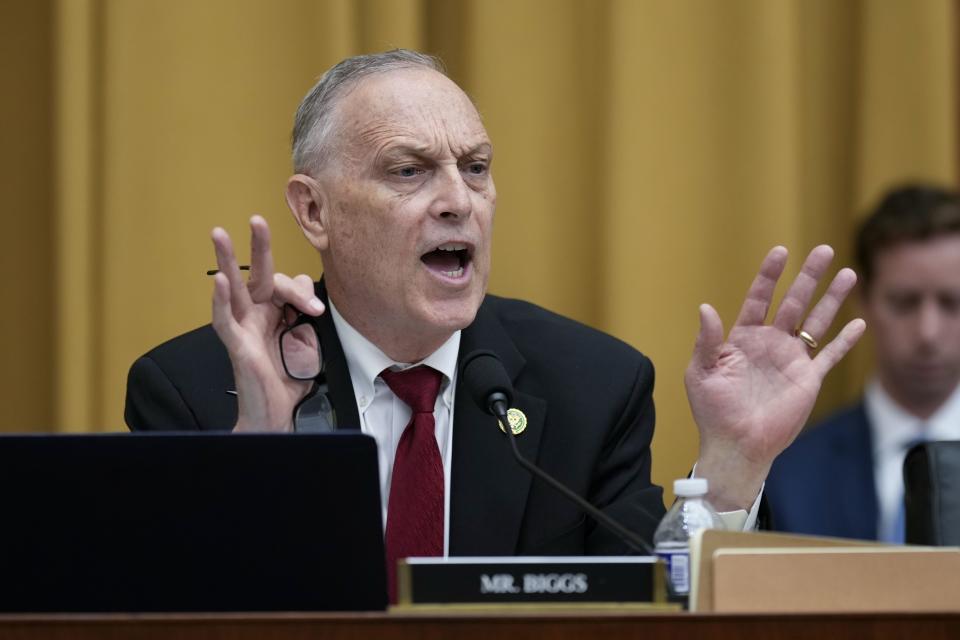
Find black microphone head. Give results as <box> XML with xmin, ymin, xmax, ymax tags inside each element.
<box><xmin>459</xmin><ymin>350</ymin><xmax>514</xmax><ymax>415</ymax></box>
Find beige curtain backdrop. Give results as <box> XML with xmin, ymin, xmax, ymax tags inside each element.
<box><xmin>2</xmin><ymin>0</ymin><xmax>956</xmax><ymax>494</ymax></box>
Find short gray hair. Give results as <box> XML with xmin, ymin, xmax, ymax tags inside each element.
<box><xmin>291</xmin><ymin>49</ymin><xmax>446</xmax><ymax>174</ymax></box>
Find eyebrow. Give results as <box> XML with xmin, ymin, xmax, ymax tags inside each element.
<box><xmin>462</xmin><ymin>142</ymin><xmax>493</xmax><ymax>159</ymax></box>
<box><xmin>378</xmin><ymin>141</ymin><xmax>493</xmax><ymax>161</ymax></box>
<box><xmin>378</xmin><ymin>144</ymin><xmax>431</xmax><ymax>159</ymax></box>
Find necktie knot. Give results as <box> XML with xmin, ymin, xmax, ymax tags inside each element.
<box><xmin>380</xmin><ymin>366</ymin><xmax>443</xmax><ymax>414</ymax></box>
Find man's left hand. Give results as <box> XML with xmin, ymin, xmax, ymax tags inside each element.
<box><xmin>686</xmin><ymin>245</ymin><xmax>866</xmax><ymax>511</ymax></box>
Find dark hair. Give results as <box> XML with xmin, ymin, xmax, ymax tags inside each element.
<box><xmin>855</xmin><ymin>184</ymin><xmax>960</xmax><ymax>286</ymax></box>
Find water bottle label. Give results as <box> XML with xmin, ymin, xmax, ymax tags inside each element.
<box><xmin>656</xmin><ymin>549</ymin><xmax>690</xmax><ymax>595</ymax></box>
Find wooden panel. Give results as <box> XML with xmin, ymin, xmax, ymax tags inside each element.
<box><xmin>712</xmin><ymin>547</ymin><xmax>960</xmax><ymax>613</ymax></box>
<box><xmin>0</xmin><ymin>612</ymin><xmax>958</xmax><ymax>640</ymax></box>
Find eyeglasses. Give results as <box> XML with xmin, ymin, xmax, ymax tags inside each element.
<box><xmin>279</xmin><ymin>304</ymin><xmax>323</xmax><ymax>380</ymax></box>
<box><xmin>205</xmin><ymin>264</ymin><xmax>336</xmax><ymax>430</ymax></box>
<box><xmin>279</xmin><ymin>305</ymin><xmax>336</xmax><ymax>432</ymax></box>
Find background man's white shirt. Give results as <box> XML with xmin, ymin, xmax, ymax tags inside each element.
<box><xmin>866</xmin><ymin>379</ymin><xmax>960</xmax><ymax>541</ymax></box>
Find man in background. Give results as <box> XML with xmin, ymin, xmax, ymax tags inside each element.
<box><xmin>767</xmin><ymin>184</ymin><xmax>960</xmax><ymax>542</ymax></box>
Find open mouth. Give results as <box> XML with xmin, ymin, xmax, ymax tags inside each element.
<box><xmin>421</xmin><ymin>242</ymin><xmax>472</xmax><ymax>279</ymax></box>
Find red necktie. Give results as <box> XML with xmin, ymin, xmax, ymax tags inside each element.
<box><xmin>379</xmin><ymin>366</ymin><xmax>444</xmax><ymax>603</ymax></box>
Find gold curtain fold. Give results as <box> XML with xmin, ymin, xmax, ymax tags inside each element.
<box><xmin>2</xmin><ymin>0</ymin><xmax>955</xmax><ymax>494</ymax></box>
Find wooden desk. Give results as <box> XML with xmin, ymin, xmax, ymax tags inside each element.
<box><xmin>0</xmin><ymin>611</ymin><xmax>957</xmax><ymax>640</ymax></box>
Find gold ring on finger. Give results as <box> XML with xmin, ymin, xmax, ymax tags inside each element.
<box><xmin>795</xmin><ymin>328</ymin><xmax>819</xmax><ymax>350</ymax></box>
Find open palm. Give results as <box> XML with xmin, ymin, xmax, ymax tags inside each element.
<box><xmin>686</xmin><ymin>246</ymin><xmax>865</xmax><ymax>509</ymax></box>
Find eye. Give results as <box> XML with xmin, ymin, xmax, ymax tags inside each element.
<box><xmin>395</xmin><ymin>166</ymin><xmax>424</xmax><ymax>178</ymax></box>
<box><xmin>885</xmin><ymin>292</ymin><xmax>921</xmax><ymax>314</ymax></box>
<box><xmin>938</xmin><ymin>293</ymin><xmax>960</xmax><ymax>314</ymax></box>
<box><xmin>464</xmin><ymin>161</ymin><xmax>488</xmax><ymax>176</ymax></box>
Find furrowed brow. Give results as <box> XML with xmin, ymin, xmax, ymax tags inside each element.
<box><xmin>460</xmin><ymin>142</ymin><xmax>493</xmax><ymax>159</ymax></box>
<box><xmin>376</xmin><ymin>142</ymin><xmax>435</xmax><ymax>164</ymax></box>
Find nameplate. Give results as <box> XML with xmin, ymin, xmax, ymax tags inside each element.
<box><xmin>396</xmin><ymin>556</ymin><xmax>665</xmax><ymax>606</ymax></box>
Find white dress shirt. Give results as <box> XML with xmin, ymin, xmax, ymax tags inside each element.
<box><xmin>691</xmin><ymin>464</ymin><xmax>761</xmax><ymax>531</ymax></box>
<box><xmin>865</xmin><ymin>380</ymin><xmax>960</xmax><ymax>541</ymax></box>
<box><xmin>329</xmin><ymin>301</ymin><xmax>459</xmax><ymax>556</ymax></box>
<box><xmin>329</xmin><ymin>300</ymin><xmax>758</xmax><ymax>554</ymax></box>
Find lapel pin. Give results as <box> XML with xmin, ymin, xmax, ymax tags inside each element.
<box><xmin>498</xmin><ymin>408</ymin><xmax>528</xmax><ymax>435</ymax></box>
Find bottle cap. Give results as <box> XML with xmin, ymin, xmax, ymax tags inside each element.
<box><xmin>674</xmin><ymin>477</ymin><xmax>709</xmax><ymax>497</ymax></box>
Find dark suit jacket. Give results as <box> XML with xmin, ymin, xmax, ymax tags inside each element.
<box><xmin>764</xmin><ymin>403</ymin><xmax>879</xmax><ymax>540</ymax></box>
<box><xmin>125</xmin><ymin>286</ymin><xmax>665</xmax><ymax>556</ymax></box>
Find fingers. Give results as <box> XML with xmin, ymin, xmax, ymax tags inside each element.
<box><xmin>213</xmin><ymin>217</ymin><xmax>321</xmax><ymax>320</ymax></box>
<box><xmin>772</xmin><ymin>245</ymin><xmax>835</xmax><ymax>333</ymax></box>
<box><xmin>734</xmin><ymin>246</ymin><xmax>788</xmax><ymax>327</ymax></box>
<box><xmin>797</xmin><ymin>267</ymin><xmax>858</xmax><ymax>343</ymax></box>
<box><xmin>691</xmin><ymin>303</ymin><xmax>725</xmax><ymax>370</ymax></box>
<box><xmin>211</xmin><ymin>272</ymin><xmax>242</xmax><ymax>349</ymax></box>
<box><xmin>273</xmin><ymin>273</ymin><xmax>325</xmax><ymax>316</ymax></box>
<box><xmin>247</xmin><ymin>215</ymin><xmax>275</xmax><ymax>303</ymax></box>
<box><xmin>813</xmin><ymin>318</ymin><xmax>867</xmax><ymax>378</ymax></box>
<box><xmin>212</xmin><ymin>226</ymin><xmax>252</xmax><ymax>317</ymax></box>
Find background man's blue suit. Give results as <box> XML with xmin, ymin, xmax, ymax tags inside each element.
<box><xmin>765</xmin><ymin>404</ymin><xmax>880</xmax><ymax>540</ymax></box>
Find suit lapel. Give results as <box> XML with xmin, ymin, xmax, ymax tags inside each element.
<box><xmin>313</xmin><ymin>285</ymin><xmax>547</xmax><ymax>553</ymax></box>
<box><xmin>449</xmin><ymin>298</ymin><xmax>546</xmax><ymax>555</ymax></box>
<box><xmin>835</xmin><ymin>404</ymin><xmax>879</xmax><ymax>539</ymax></box>
<box><xmin>314</xmin><ymin>281</ymin><xmax>361</xmax><ymax>431</ymax></box>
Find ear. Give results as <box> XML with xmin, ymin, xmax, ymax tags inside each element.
<box><xmin>285</xmin><ymin>174</ymin><xmax>329</xmax><ymax>251</ymax></box>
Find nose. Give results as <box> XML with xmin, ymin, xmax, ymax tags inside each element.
<box><xmin>916</xmin><ymin>299</ymin><xmax>944</xmax><ymax>344</ymax></box>
<box><xmin>429</xmin><ymin>165</ymin><xmax>472</xmax><ymax>222</ymax></box>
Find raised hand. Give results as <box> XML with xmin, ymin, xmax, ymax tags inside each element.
<box><xmin>210</xmin><ymin>215</ymin><xmax>325</xmax><ymax>432</ymax></box>
<box><xmin>685</xmin><ymin>245</ymin><xmax>866</xmax><ymax>510</ymax></box>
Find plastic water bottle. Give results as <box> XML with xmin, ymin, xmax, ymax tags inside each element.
<box><xmin>653</xmin><ymin>478</ymin><xmax>724</xmax><ymax>598</ymax></box>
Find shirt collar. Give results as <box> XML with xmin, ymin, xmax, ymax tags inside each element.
<box><xmin>328</xmin><ymin>300</ymin><xmax>461</xmax><ymax>406</ymax></box>
<box><xmin>866</xmin><ymin>379</ymin><xmax>960</xmax><ymax>454</ymax></box>
<box><xmin>927</xmin><ymin>382</ymin><xmax>960</xmax><ymax>441</ymax></box>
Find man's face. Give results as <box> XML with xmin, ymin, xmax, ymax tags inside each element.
<box><xmin>862</xmin><ymin>234</ymin><xmax>960</xmax><ymax>409</ymax></box>
<box><xmin>313</xmin><ymin>68</ymin><xmax>495</xmax><ymax>357</ymax></box>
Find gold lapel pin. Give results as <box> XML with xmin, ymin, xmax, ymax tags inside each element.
<box><xmin>498</xmin><ymin>408</ymin><xmax>528</xmax><ymax>435</ymax></box>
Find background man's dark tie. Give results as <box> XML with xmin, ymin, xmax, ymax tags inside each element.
<box><xmin>887</xmin><ymin>434</ymin><xmax>929</xmax><ymax>544</ymax></box>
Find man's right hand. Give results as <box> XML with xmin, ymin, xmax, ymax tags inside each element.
<box><xmin>210</xmin><ymin>215</ymin><xmax>325</xmax><ymax>432</ymax></box>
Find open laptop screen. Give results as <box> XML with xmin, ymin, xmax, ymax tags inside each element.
<box><xmin>0</xmin><ymin>432</ymin><xmax>385</xmax><ymax>612</ymax></box>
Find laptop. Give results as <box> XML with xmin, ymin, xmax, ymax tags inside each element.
<box><xmin>0</xmin><ymin>432</ymin><xmax>386</xmax><ymax>612</ymax></box>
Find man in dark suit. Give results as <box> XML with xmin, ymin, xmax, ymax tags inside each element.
<box><xmin>127</xmin><ymin>281</ymin><xmax>665</xmax><ymax>556</ymax></box>
<box><xmin>767</xmin><ymin>185</ymin><xmax>960</xmax><ymax>542</ymax></box>
<box><xmin>126</xmin><ymin>50</ymin><xmax>864</xmax><ymax>560</ymax></box>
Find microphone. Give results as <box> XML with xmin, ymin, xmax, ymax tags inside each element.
<box><xmin>460</xmin><ymin>350</ymin><xmax>656</xmax><ymax>555</ymax></box>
